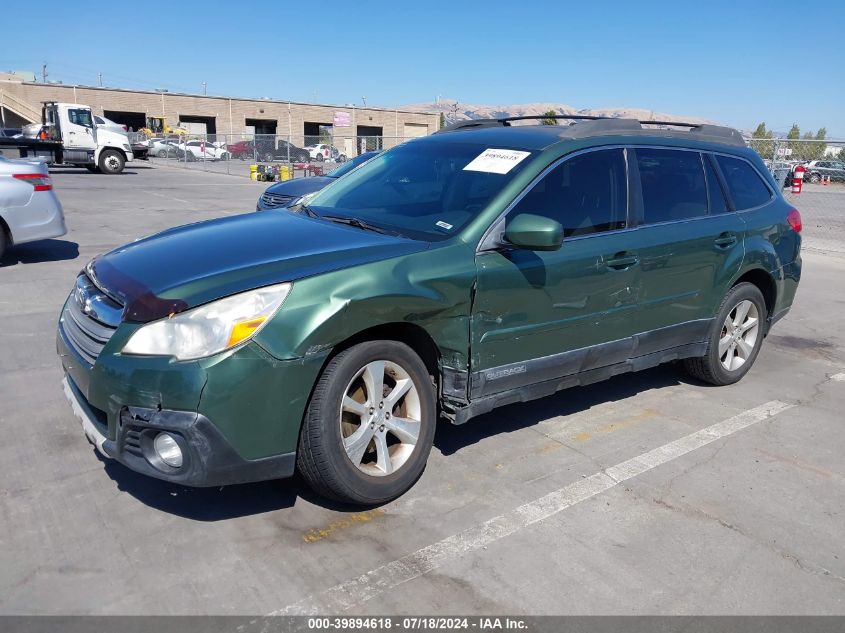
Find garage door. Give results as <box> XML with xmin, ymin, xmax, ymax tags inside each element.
<box><xmin>403</xmin><ymin>123</ymin><xmax>428</xmax><ymax>140</ymax></box>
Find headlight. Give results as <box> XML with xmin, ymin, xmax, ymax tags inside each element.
<box><xmin>122</xmin><ymin>283</ymin><xmax>291</xmax><ymax>360</ymax></box>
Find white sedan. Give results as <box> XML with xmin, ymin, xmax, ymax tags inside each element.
<box><xmin>0</xmin><ymin>157</ymin><xmax>67</xmax><ymax>259</ymax></box>
<box><xmin>180</xmin><ymin>140</ymin><xmax>229</xmax><ymax>160</ymax></box>
<box><xmin>305</xmin><ymin>143</ymin><xmax>347</xmax><ymax>162</ymax></box>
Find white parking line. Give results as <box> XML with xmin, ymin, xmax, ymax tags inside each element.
<box><xmin>275</xmin><ymin>400</ymin><xmax>794</xmax><ymax>615</ymax></box>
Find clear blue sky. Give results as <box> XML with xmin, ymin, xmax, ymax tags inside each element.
<box><xmin>3</xmin><ymin>0</ymin><xmax>842</xmax><ymax>136</ymax></box>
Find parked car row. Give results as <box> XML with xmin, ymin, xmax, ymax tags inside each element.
<box><xmin>766</xmin><ymin>158</ymin><xmax>845</xmax><ymax>187</ymax></box>
<box><xmin>146</xmin><ymin>138</ymin><xmax>229</xmax><ymax>161</ymax></box>
<box><xmin>226</xmin><ymin>139</ymin><xmax>312</xmax><ymax>163</ymax></box>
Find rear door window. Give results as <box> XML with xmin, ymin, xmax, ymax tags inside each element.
<box><xmin>715</xmin><ymin>155</ymin><xmax>772</xmax><ymax>210</ymax></box>
<box><xmin>510</xmin><ymin>148</ymin><xmax>627</xmax><ymax>238</ymax></box>
<box><xmin>636</xmin><ymin>148</ymin><xmax>707</xmax><ymax>223</ymax></box>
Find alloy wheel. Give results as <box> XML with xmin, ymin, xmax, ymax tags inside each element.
<box><xmin>719</xmin><ymin>300</ymin><xmax>760</xmax><ymax>371</ymax></box>
<box><xmin>339</xmin><ymin>359</ymin><xmax>421</xmax><ymax>476</ymax></box>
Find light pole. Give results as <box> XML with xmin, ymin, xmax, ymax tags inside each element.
<box><xmin>202</xmin><ymin>82</ymin><xmax>207</xmax><ymax>96</ymax></box>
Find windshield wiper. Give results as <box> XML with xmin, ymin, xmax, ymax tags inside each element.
<box><xmin>321</xmin><ymin>215</ymin><xmax>401</xmax><ymax>236</ymax></box>
<box><xmin>298</xmin><ymin>203</ymin><xmax>320</xmax><ymax>218</ymax></box>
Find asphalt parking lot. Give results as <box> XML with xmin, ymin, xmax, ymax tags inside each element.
<box><xmin>1</xmin><ymin>162</ymin><xmax>844</xmax><ymax>615</ymax></box>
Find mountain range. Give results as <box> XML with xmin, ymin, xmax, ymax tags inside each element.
<box><xmin>401</xmin><ymin>98</ymin><xmax>718</xmax><ymax>127</ymax></box>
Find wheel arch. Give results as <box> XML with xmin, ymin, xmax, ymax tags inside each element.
<box><xmin>731</xmin><ymin>267</ymin><xmax>776</xmax><ymax>323</ymax></box>
<box><xmin>325</xmin><ymin>322</ymin><xmax>441</xmax><ymax>384</ymax></box>
<box><xmin>0</xmin><ymin>214</ymin><xmax>12</xmax><ymax>249</ymax></box>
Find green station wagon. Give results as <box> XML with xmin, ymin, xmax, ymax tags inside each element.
<box><xmin>57</xmin><ymin>116</ymin><xmax>802</xmax><ymax>504</ymax></box>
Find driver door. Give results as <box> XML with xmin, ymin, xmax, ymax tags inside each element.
<box><xmin>61</xmin><ymin>106</ymin><xmax>97</xmax><ymax>151</ymax></box>
<box><xmin>470</xmin><ymin>148</ymin><xmax>642</xmax><ymax>398</ymax></box>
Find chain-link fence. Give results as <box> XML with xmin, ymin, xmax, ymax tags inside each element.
<box><xmin>749</xmin><ymin>137</ymin><xmax>845</xmax><ymax>254</ymax></box>
<box><xmin>140</xmin><ymin>133</ymin><xmax>419</xmax><ymax>179</ymax></box>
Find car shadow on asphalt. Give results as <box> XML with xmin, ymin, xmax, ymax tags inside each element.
<box><xmin>96</xmin><ymin>364</ymin><xmax>694</xmax><ymax>520</ymax></box>
<box><xmin>47</xmin><ymin>168</ymin><xmax>142</xmax><ymax>175</ymax></box>
<box><xmin>434</xmin><ymin>364</ymin><xmax>685</xmax><ymax>456</ymax></box>
<box><xmin>96</xmin><ymin>451</ymin><xmax>303</xmax><ymax>520</ymax></box>
<box><xmin>0</xmin><ymin>239</ymin><xmax>79</xmax><ymax>267</ymax></box>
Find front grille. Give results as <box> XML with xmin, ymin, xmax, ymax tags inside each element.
<box><xmin>260</xmin><ymin>192</ymin><xmax>294</xmax><ymax>208</ymax></box>
<box><xmin>60</xmin><ymin>275</ymin><xmax>122</xmax><ymax>366</ymax></box>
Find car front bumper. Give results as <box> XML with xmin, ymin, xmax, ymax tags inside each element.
<box><xmin>57</xmin><ymin>309</ymin><xmax>327</xmax><ymax>487</ymax></box>
<box><xmin>62</xmin><ymin>374</ymin><xmax>296</xmax><ymax>487</ymax></box>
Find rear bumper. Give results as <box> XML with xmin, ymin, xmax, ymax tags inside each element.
<box><xmin>2</xmin><ymin>192</ymin><xmax>67</xmax><ymax>246</ymax></box>
<box><xmin>62</xmin><ymin>373</ymin><xmax>296</xmax><ymax>487</ymax></box>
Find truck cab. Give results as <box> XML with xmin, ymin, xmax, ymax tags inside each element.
<box><xmin>30</xmin><ymin>103</ymin><xmax>134</xmax><ymax>174</ymax></box>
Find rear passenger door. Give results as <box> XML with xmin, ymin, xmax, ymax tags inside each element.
<box><xmin>631</xmin><ymin>148</ymin><xmax>746</xmax><ymax>348</ymax></box>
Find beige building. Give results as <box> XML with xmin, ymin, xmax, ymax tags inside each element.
<box><xmin>0</xmin><ymin>78</ymin><xmax>438</xmax><ymax>154</ymax></box>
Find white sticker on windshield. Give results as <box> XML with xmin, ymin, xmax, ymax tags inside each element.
<box><xmin>436</xmin><ymin>220</ymin><xmax>453</xmax><ymax>230</ymax></box>
<box><xmin>463</xmin><ymin>148</ymin><xmax>531</xmax><ymax>174</ymax></box>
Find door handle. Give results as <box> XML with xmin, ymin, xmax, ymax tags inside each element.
<box><xmin>606</xmin><ymin>252</ymin><xmax>639</xmax><ymax>270</ymax></box>
<box><xmin>714</xmin><ymin>233</ymin><xmax>737</xmax><ymax>248</ymax></box>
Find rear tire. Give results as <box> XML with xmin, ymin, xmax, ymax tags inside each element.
<box><xmin>297</xmin><ymin>341</ymin><xmax>436</xmax><ymax>505</ymax></box>
<box><xmin>682</xmin><ymin>282</ymin><xmax>767</xmax><ymax>386</ymax></box>
<box><xmin>0</xmin><ymin>227</ymin><xmax>7</xmax><ymax>260</ymax></box>
<box><xmin>808</xmin><ymin>173</ymin><xmax>820</xmax><ymax>184</ymax></box>
<box><xmin>98</xmin><ymin>149</ymin><xmax>125</xmax><ymax>174</ymax></box>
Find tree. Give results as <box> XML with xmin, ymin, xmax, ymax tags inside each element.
<box><xmin>752</xmin><ymin>122</ymin><xmax>772</xmax><ymax>139</ymax></box>
<box><xmin>541</xmin><ymin>110</ymin><xmax>558</xmax><ymax>126</ymax></box>
<box><xmin>750</xmin><ymin>122</ymin><xmax>774</xmax><ymax>160</ymax></box>
<box><xmin>787</xmin><ymin>123</ymin><xmax>800</xmax><ymax>139</ymax></box>
<box><xmin>439</xmin><ymin>112</ymin><xmax>446</xmax><ymax>129</ymax></box>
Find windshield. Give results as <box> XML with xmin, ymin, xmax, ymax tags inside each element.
<box><xmin>307</xmin><ymin>140</ymin><xmax>535</xmax><ymax>240</ymax></box>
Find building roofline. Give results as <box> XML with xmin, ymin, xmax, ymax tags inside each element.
<box><xmin>12</xmin><ymin>81</ymin><xmax>437</xmax><ymax>118</ymax></box>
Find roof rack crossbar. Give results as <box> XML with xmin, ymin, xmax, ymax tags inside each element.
<box><xmin>445</xmin><ymin>114</ymin><xmax>711</xmax><ymax>129</ymax></box>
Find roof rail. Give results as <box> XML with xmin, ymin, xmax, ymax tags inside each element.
<box><xmin>436</xmin><ymin>114</ymin><xmax>745</xmax><ymax>146</ymax></box>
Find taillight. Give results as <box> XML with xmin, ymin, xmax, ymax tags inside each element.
<box><xmin>13</xmin><ymin>173</ymin><xmax>52</xmax><ymax>192</ymax></box>
<box><xmin>786</xmin><ymin>207</ymin><xmax>802</xmax><ymax>233</ymax></box>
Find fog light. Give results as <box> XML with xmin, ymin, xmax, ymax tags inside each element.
<box><xmin>153</xmin><ymin>432</ymin><xmax>183</xmax><ymax>468</ymax></box>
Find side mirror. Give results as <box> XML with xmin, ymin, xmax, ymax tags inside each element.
<box><xmin>503</xmin><ymin>213</ymin><xmax>563</xmax><ymax>251</ymax></box>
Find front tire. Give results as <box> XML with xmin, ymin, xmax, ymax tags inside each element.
<box><xmin>297</xmin><ymin>341</ymin><xmax>436</xmax><ymax>505</ymax></box>
<box><xmin>683</xmin><ymin>282</ymin><xmax>767</xmax><ymax>386</ymax></box>
<box><xmin>98</xmin><ymin>149</ymin><xmax>125</xmax><ymax>174</ymax></box>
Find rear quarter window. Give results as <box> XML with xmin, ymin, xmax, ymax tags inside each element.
<box><xmin>716</xmin><ymin>155</ymin><xmax>772</xmax><ymax>210</ymax></box>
